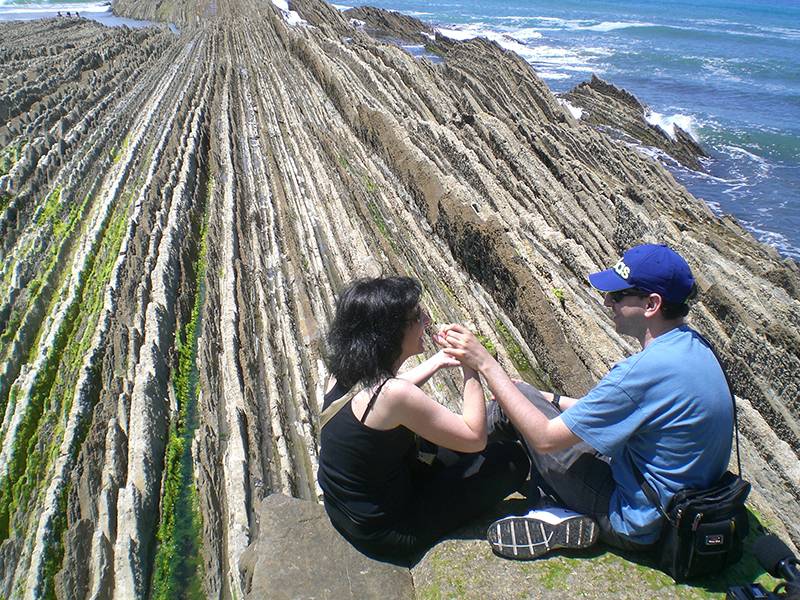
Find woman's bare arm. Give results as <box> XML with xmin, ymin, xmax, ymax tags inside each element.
<box><xmin>396</xmin><ymin>349</ymin><xmax>460</xmax><ymax>387</ymax></box>
<box><xmin>371</xmin><ymin>371</ymin><xmax>488</xmax><ymax>453</ymax></box>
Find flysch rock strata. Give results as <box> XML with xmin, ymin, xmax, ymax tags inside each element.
<box><xmin>0</xmin><ymin>0</ymin><xmax>798</xmax><ymax>597</ymax></box>
<box><xmin>563</xmin><ymin>74</ymin><xmax>709</xmax><ymax>171</ymax></box>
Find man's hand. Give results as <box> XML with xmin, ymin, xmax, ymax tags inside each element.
<box><xmin>435</xmin><ymin>324</ymin><xmax>494</xmax><ymax>372</ymax></box>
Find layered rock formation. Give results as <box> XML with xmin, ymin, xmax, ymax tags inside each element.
<box><xmin>0</xmin><ymin>1</ymin><xmax>798</xmax><ymax>598</ymax></box>
<box><xmin>563</xmin><ymin>75</ymin><xmax>709</xmax><ymax>171</ymax></box>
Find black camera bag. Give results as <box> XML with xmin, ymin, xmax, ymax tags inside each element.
<box><xmin>634</xmin><ymin>334</ymin><xmax>751</xmax><ymax>582</ymax></box>
<box><xmin>636</xmin><ymin>468</ymin><xmax>750</xmax><ymax>581</ymax></box>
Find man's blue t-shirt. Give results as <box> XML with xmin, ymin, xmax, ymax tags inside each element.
<box><xmin>560</xmin><ymin>325</ymin><xmax>733</xmax><ymax>544</ymax></box>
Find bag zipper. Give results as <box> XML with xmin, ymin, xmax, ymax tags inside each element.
<box><xmin>692</xmin><ymin>513</ymin><xmax>703</xmax><ymax>531</ymax></box>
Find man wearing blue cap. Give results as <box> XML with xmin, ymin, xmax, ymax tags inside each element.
<box><xmin>439</xmin><ymin>244</ymin><xmax>733</xmax><ymax>559</ymax></box>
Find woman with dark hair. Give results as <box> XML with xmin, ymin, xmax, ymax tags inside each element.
<box><xmin>317</xmin><ymin>276</ymin><xmax>527</xmax><ymax>563</ymax></box>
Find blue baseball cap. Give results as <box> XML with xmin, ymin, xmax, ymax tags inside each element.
<box><xmin>588</xmin><ymin>244</ymin><xmax>695</xmax><ymax>304</ymax></box>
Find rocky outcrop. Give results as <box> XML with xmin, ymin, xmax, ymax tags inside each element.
<box><xmin>343</xmin><ymin>6</ymin><xmax>435</xmax><ymax>44</ymax></box>
<box><xmin>0</xmin><ymin>2</ymin><xmax>798</xmax><ymax>598</ymax></box>
<box><xmin>563</xmin><ymin>74</ymin><xmax>709</xmax><ymax>171</ymax></box>
<box><xmin>241</xmin><ymin>494</ymin><xmax>414</xmax><ymax>599</ymax></box>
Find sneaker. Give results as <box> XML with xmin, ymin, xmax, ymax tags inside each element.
<box><xmin>486</xmin><ymin>507</ymin><xmax>598</xmax><ymax>560</ymax></box>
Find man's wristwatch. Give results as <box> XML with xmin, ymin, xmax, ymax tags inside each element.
<box><xmin>551</xmin><ymin>393</ymin><xmax>562</xmax><ymax>412</ymax></box>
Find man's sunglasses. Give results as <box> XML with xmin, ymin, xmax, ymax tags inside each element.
<box><xmin>607</xmin><ymin>288</ymin><xmax>651</xmax><ymax>303</ymax></box>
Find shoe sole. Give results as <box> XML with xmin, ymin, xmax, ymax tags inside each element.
<box><xmin>487</xmin><ymin>514</ymin><xmax>598</xmax><ymax>560</ymax></box>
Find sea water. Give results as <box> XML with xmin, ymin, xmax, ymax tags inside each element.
<box><xmin>340</xmin><ymin>0</ymin><xmax>800</xmax><ymax>262</ymax></box>
<box><xmin>0</xmin><ymin>0</ymin><xmax>162</xmax><ymax>28</ymax></box>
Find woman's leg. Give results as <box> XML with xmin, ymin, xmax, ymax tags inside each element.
<box><xmin>343</xmin><ymin>441</ymin><xmax>528</xmax><ymax>562</ymax></box>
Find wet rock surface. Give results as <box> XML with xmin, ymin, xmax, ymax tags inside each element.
<box><xmin>0</xmin><ymin>2</ymin><xmax>798</xmax><ymax>598</ymax></box>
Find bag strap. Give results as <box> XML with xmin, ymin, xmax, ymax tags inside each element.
<box><xmin>633</xmin><ymin>466</ymin><xmax>673</xmax><ymax>524</ymax></box>
<box><xmin>632</xmin><ymin>328</ymin><xmax>742</xmax><ymax>521</ymax></box>
<box><xmin>693</xmin><ymin>331</ymin><xmax>742</xmax><ymax>476</ymax></box>
<box><xmin>319</xmin><ymin>383</ymin><xmax>359</xmax><ymax>430</ymax></box>
<box><xmin>319</xmin><ymin>378</ymin><xmax>393</xmax><ymax>430</ymax></box>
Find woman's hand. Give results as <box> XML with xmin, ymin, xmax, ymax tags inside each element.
<box><xmin>436</xmin><ymin>324</ymin><xmax>495</xmax><ymax>372</ymax></box>
<box><xmin>396</xmin><ymin>348</ymin><xmax>461</xmax><ymax>387</ymax></box>
<box><xmin>431</xmin><ymin>348</ymin><xmax>461</xmax><ymax>371</ymax></box>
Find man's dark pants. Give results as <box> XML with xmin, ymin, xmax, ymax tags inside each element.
<box><xmin>487</xmin><ymin>383</ymin><xmax>656</xmax><ymax>553</ymax></box>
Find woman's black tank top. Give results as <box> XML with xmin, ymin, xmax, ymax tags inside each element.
<box><xmin>317</xmin><ymin>380</ymin><xmax>416</xmax><ymax>528</ymax></box>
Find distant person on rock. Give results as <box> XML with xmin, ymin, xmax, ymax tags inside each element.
<box><xmin>438</xmin><ymin>244</ymin><xmax>733</xmax><ymax>559</ymax></box>
<box><xmin>317</xmin><ymin>276</ymin><xmax>528</xmax><ymax>564</ymax></box>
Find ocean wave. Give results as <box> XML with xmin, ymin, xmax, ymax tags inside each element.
<box><xmin>693</xmin><ymin>18</ymin><xmax>800</xmax><ymax>41</ymax></box>
<box><xmin>0</xmin><ymin>1</ymin><xmax>112</xmax><ymax>15</ymax></box>
<box><xmin>718</xmin><ymin>145</ymin><xmax>772</xmax><ymax>177</ymax></box>
<box><xmin>505</xmin><ymin>27</ymin><xmax>543</xmax><ymax>41</ymax></box>
<box><xmin>579</xmin><ymin>20</ymin><xmax>655</xmax><ymax>32</ymax></box>
<box><xmin>476</xmin><ymin>14</ymin><xmax>656</xmax><ymax>34</ymax></box>
<box><xmin>643</xmin><ymin>110</ymin><xmax>699</xmax><ymax>141</ymax></box>
<box><xmin>740</xmin><ymin>223</ymin><xmax>800</xmax><ymax>261</ymax></box>
<box><xmin>538</xmin><ymin>72</ymin><xmax>571</xmax><ymax>80</ymax></box>
<box><xmin>700</xmin><ymin>57</ymin><xmax>744</xmax><ymax>84</ymax></box>
<box><xmin>557</xmin><ymin>98</ymin><xmax>583</xmax><ymax>119</ymax></box>
<box><xmin>435</xmin><ymin>23</ymin><xmax>605</xmax><ymax>77</ymax></box>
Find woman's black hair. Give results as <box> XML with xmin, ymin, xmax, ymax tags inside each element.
<box><xmin>325</xmin><ymin>277</ymin><xmax>422</xmax><ymax>390</ymax></box>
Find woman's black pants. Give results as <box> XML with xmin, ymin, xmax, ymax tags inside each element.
<box><xmin>324</xmin><ymin>440</ymin><xmax>528</xmax><ymax>564</ymax></box>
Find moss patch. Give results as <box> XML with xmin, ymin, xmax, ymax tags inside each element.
<box><xmin>0</xmin><ymin>140</ymin><xmax>26</xmax><ymax>177</ymax></box>
<box><xmin>0</xmin><ymin>175</ymin><xmax>138</xmax><ymax>598</ymax></box>
<box><xmin>494</xmin><ymin>320</ymin><xmax>549</xmax><ymax>389</ymax></box>
<box><xmin>150</xmin><ymin>176</ymin><xmax>212</xmax><ymax>600</ymax></box>
<box><xmin>413</xmin><ymin>508</ymin><xmax>780</xmax><ymax>599</ymax></box>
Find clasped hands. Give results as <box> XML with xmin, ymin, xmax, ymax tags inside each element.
<box><xmin>432</xmin><ymin>324</ymin><xmax>493</xmax><ymax>373</ymax></box>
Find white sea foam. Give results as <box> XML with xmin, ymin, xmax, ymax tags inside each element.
<box><xmin>502</xmin><ymin>16</ymin><xmax>654</xmax><ymax>33</ymax></box>
<box><xmin>0</xmin><ymin>1</ymin><xmax>112</xmax><ymax>15</ymax></box>
<box><xmin>557</xmin><ymin>98</ymin><xmax>583</xmax><ymax>119</ymax></box>
<box><xmin>581</xmin><ymin>46</ymin><xmax>615</xmax><ymax>56</ymax></box>
<box><xmin>505</xmin><ymin>27</ymin><xmax>543</xmax><ymax>41</ymax></box>
<box><xmin>719</xmin><ymin>145</ymin><xmax>771</xmax><ymax>177</ymax></box>
<box><xmin>435</xmin><ymin>23</ymin><xmax>601</xmax><ymax>77</ymax></box>
<box><xmin>579</xmin><ymin>20</ymin><xmax>655</xmax><ymax>32</ymax></box>
<box><xmin>758</xmin><ymin>25</ymin><xmax>800</xmax><ymax>40</ymax></box>
<box><xmin>743</xmin><ymin>225</ymin><xmax>799</xmax><ymax>260</ymax></box>
<box><xmin>270</xmin><ymin>0</ymin><xmax>305</xmax><ymax>26</ymax></box>
<box><xmin>435</xmin><ymin>27</ymin><xmax>477</xmax><ymax>41</ymax></box>
<box><xmin>644</xmin><ymin>110</ymin><xmax>698</xmax><ymax>141</ymax></box>
<box><xmin>331</xmin><ymin>3</ymin><xmax>351</xmax><ymax>10</ymax></box>
<box><xmin>700</xmin><ymin>57</ymin><xmax>745</xmax><ymax>83</ymax></box>
<box><xmin>538</xmin><ymin>72</ymin><xmax>571</xmax><ymax>80</ymax></box>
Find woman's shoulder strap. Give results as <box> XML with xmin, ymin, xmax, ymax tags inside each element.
<box><xmin>360</xmin><ymin>377</ymin><xmax>394</xmax><ymax>424</ymax></box>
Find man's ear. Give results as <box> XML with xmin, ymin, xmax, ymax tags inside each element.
<box><xmin>644</xmin><ymin>293</ymin><xmax>663</xmax><ymax>317</ymax></box>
